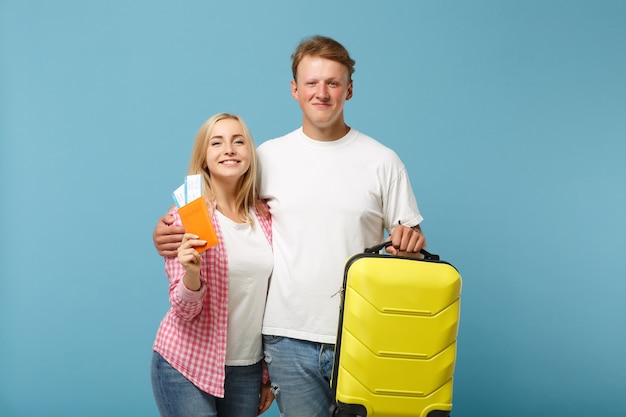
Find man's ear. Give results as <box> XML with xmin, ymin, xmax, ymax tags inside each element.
<box><xmin>290</xmin><ymin>79</ymin><xmax>298</xmax><ymax>100</ymax></box>
<box><xmin>346</xmin><ymin>80</ymin><xmax>353</xmax><ymax>101</ymax></box>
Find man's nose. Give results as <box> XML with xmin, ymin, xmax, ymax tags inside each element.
<box><xmin>316</xmin><ymin>84</ymin><xmax>330</xmax><ymax>99</ymax></box>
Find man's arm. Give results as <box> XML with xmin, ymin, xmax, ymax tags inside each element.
<box><xmin>153</xmin><ymin>213</ymin><xmax>185</xmax><ymax>257</ymax></box>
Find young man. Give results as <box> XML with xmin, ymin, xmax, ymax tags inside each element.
<box><xmin>153</xmin><ymin>36</ymin><xmax>426</xmax><ymax>417</ymax></box>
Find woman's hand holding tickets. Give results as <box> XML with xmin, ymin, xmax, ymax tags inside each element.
<box><xmin>178</xmin><ymin>233</ymin><xmax>207</xmax><ymax>291</ymax></box>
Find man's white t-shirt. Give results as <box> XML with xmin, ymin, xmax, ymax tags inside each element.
<box><xmin>257</xmin><ymin>128</ymin><xmax>423</xmax><ymax>344</ymax></box>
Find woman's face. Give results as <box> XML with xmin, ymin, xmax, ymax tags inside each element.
<box><xmin>204</xmin><ymin>118</ymin><xmax>251</xmax><ymax>182</ymax></box>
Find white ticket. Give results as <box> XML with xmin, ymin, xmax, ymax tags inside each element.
<box><xmin>185</xmin><ymin>174</ymin><xmax>202</xmax><ymax>203</ymax></box>
<box><xmin>172</xmin><ymin>184</ymin><xmax>186</xmax><ymax>208</ymax></box>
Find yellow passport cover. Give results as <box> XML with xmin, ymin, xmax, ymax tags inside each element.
<box><xmin>177</xmin><ymin>197</ymin><xmax>219</xmax><ymax>252</ymax></box>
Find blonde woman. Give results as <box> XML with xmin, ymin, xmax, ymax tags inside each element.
<box><xmin>151</xmin><ymin>113</ymin><xmax>274</xmax><ymax>417</ymax></box>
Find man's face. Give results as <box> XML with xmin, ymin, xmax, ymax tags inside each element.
<box><xmin>291</xmin><ymin>55</ymin><xmax>353</xmax><ymax>138</ymax></box>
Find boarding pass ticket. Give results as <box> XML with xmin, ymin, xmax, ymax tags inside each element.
<box><xmin>172</xmin><ymin>174</ymin><xmax>202</xmax><ymax>207</ymax></box>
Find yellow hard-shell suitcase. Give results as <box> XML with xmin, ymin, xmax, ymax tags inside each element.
<box><xmin>329</xmin><ymin>242</ymin><xmax>462</xmax><ymax>417</ymax></box>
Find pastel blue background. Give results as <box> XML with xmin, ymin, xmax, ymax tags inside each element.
<box><xmin>1</xmin><ymin>1</ymin><xmax>625</xmax><ymax>416</ymax></box>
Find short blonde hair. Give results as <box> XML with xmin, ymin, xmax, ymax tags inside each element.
<box><xmin>291</xmin><ymin>35</ymin><xmax>356</xmax><ymax>82</ymax></box>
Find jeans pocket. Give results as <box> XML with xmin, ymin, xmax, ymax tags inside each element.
<box><xmin>262</xmin><ymin>334</ymin><xmax>282</xmax><ymax>344</ymax></box>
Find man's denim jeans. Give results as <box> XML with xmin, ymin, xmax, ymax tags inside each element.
<box><xmin>263</xmin><ymin>335</ymin><xmax>335</xmax><ymax>417</ymax></box>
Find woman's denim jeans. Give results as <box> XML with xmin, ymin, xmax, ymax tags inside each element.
<box><xmin>151</xmin><ymin>351</ymin><xmax>262</xmax><ymax>417</ymax></box>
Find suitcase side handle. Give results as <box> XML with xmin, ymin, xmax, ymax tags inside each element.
<box><xmin>364</xmin><ymin>241</ymin><xmax>440</xmax><ymax>261</ymax></box>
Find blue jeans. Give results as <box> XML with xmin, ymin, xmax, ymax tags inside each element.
<box><xmin>263</xmin><ymin>336</ymin><xmax>335</xmax><ymax>417</ymax></box>
<box><xmin>151</xmin><ymin>351</ymin><xmax>262</xmax><ymax>417</ymax></box>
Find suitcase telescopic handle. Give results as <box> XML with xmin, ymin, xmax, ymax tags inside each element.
<box><xmin>364</xmin><ymin>241</ymin><xmax>440</xmax><ymax>261</ymax></box>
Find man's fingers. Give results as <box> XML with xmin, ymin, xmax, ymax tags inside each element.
<box><xmin>156</xmin><ymin>233</ymin><xmax>185</xmax><ymax>245</ymax></box>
